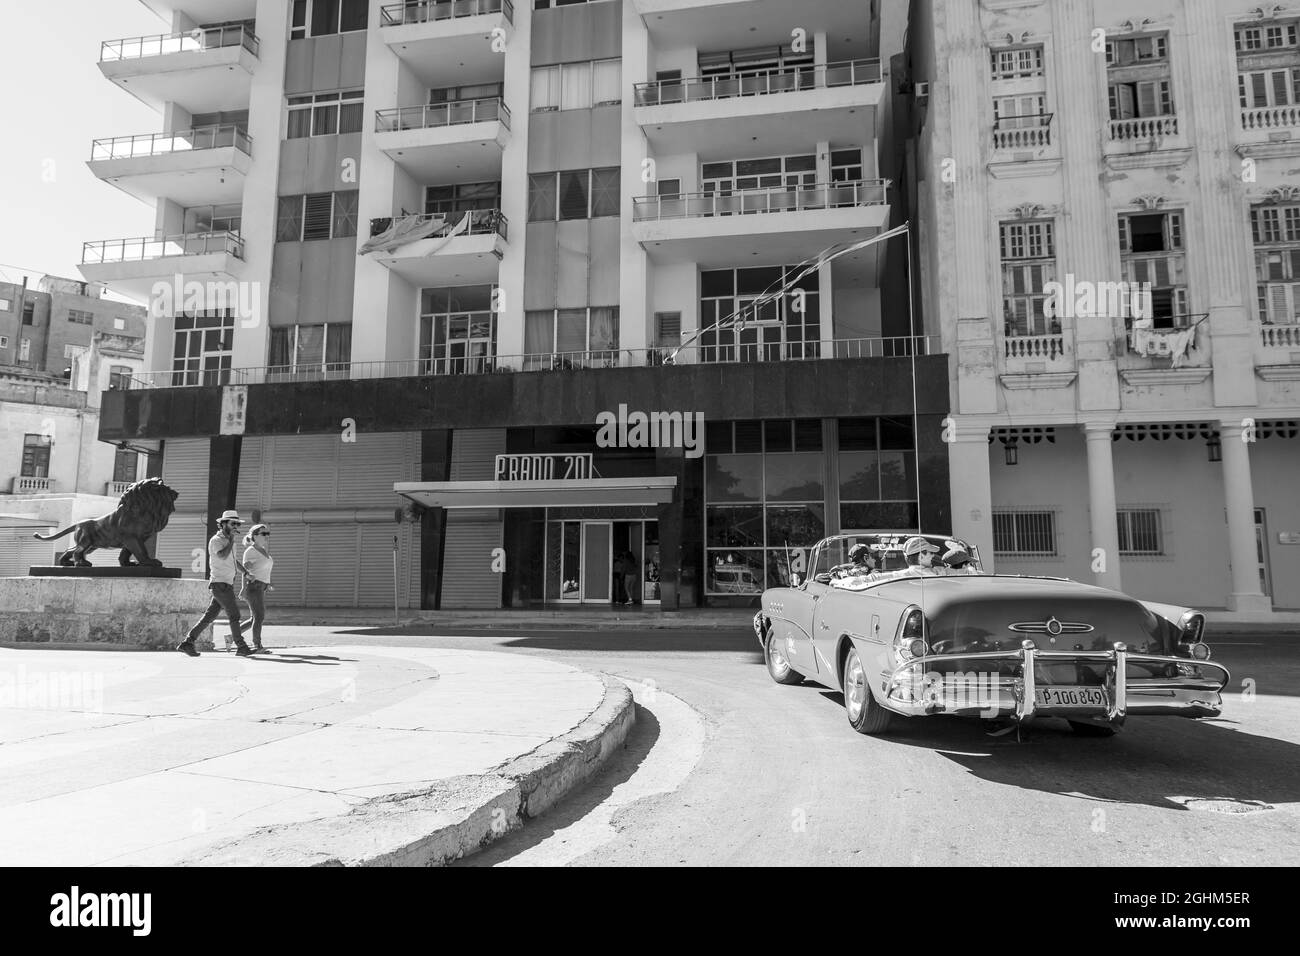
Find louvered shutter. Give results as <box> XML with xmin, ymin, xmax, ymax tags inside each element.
<box><xmin>1136</xmin><ymin>81</ymin><xmax>1159</xmax><ymax>117</ymax></box>
<box><xmin>302</xmin><ymin>193</ymin><xmax>334</xmax><ymax>240</ymax></box>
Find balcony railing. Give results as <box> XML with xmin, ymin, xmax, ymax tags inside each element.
<box><xmin>1004</xmin><ymin>333</ymin><xmax>1067</xmax><ymax>360</ymax></box>
<box><xmin>90</xmin><ymin>125</ymin><xmax>252</xmax><ymax>161</ymax></box>
<box><xmin>380</xmin><ymin>0</ymin><xmax>513</xmax><ymax>26</ymax></box>
<box><xmin>632</xmin><ymin>180</ymin><xmax>888</xmax><ymax>222</ymax></box>
<box><xmin>375</xmin><ymin>98</ymin><xmax>510</xmax><ymax>132</ymax></box>
<box><xmin>632</xmin><ymin>58</ymin><xmax>883</xmax><ymax>106</ymax></box>
<box><xmin>1261</xmin><ymin>324</ymin><xmax>1300</xmax><ymax>348</ymax></box>
<box><xmin>992</xmin><ymin>113</ymin><xmax>1053</xmax><ymax>149</ymax></box>
<box><xmin>82</xmin><ymin>231</ymin><xmax>244</xmax><ymax>265</ymax></box>
<box><xmin>101</xmin><ymin>25</ymin><xmax>259</xmax><ymax>62</ymax></box>
<box><xmin>1109</xmin><ymin>115</ymin><xmax>1178</xmax><ymax>141</ymax></box>
<box><xmin>1242</xmin><ymin>105</ymin><xmax>1300</xmax><ymax>131</ymax></box>
<box><xmin>367</xmin><ymin>209</ymin><xmax>508</xmax><ymax>242</ymax></box>
<box><xmin>121</xmin><ymin>336</ymin><xmax>942</xmax><ymax>388</ymax></box>
<box><xmin>12</xmin><ymin>476</ymin><xmax>53</xmax><ymax>493</ymax></box>
<box><xmin>1125</xmin><ymin>314</ymin><xmax>1208</xmax><ymax>353</ymax></box>
<box><xmin>106</xmin><ymin>480</ymin><xmax>135</xmax><ymax>496</ymax></box>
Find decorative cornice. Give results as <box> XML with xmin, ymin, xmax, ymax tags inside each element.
<box><xmin>999</xmin><ymin>372</ymin><xmax>1078</xmax><ymax>390</ymax></box>
<box><xmin>1120</xmin><ymin>367</ymin><xmax>1214</xmax><ymax>386</ymax></box>
<box><xmin>1104</xmin><ymin>148</ymin><xmax>1194</xmax><ymax>171</ymax></box>
<box><xmin>1235</xmin><ymin>140</ymin><xmax>1300</xmax><ymax>160</ymax></box>
<box><xmin>1256</xmin><ymin>364</ymin><xmax>1300</xmax><ymax>381</ymax></box>
<box><xmin>987</xmin><ymin>158</ymin><xmax>1062</xmax><ymax>180</ymax></box>
<box><xmin>1251</xmin><ymin>5</ymin><xmax>1288</xmax><ymax>22</ymax></box>
<box><xmin>1135</xmin><ymin>194</ymin><xmax>1166</xmax><ymax>210</ymax></box>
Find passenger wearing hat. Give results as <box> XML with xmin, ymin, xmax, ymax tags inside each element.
<box><xmin>900</xmin><ymin>535</ymin><xmax>942</xmax><ymax>576</ymax></box>
<box><xmin>941</xmin><ymin>543</ymin><xmax>979</xmax><ymax>574</ymax></box>
<box><xmin>177</xmin><ymin>510</ymin><xmax>254</xmax><ymax>657</ymax></box>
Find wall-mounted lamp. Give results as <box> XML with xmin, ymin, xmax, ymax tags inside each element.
<box><xmin>1207</xmin><ymin>435</ymin><xmax>1222</xmax><ymax>462</ymax></box>
<box><xmin>1004</xmin><ymin>436</ymin><xmax>1019</xmax><ymax>466</ymax></box>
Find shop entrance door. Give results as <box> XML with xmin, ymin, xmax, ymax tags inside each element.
<box><xmin>581</xmin><ymin>521</ymin><xmax>612</xmax><ymax>604</ymax></box>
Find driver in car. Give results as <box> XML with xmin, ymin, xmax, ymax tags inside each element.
<box><xmin>831</xmin><ymin>543</ymin><xmax>878</xmax><ymax>581</ymax></box>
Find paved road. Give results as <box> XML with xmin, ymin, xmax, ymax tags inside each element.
<box><xmin>272</xmin><ymin>625</ymin><xmax>1300</xmax><ymax>866</ymax></box>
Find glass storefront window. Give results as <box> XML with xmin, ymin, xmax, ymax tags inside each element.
<box><xmin>765</xmin><ymin>504</ymin><xmax>825</xmax><ymax>548</ymax></box>
<box><xmin>706</xmin><ymin>550</ymin><xmax>765</xmax><ymax>594</ymax></box>
<box><xmin>706</xmin><ymin>505</ymin><xmax>764</xmax><ymax>548</ymax></box>
<box><xmin>879</xmin><ymin>450</ymin><xmax>917</xmax><ymax>500</ymax></box>
<box><xmin>763</xmin><ymin>452</ymin><xmax>823</xmax><ymax>501</ymax></box>
<box><xmin>839</xmin><ymin>450</ymin><xmax>880</xmax><ymax>499</ymax></box>
<box><xmin>841</xmin><ymin>502</ymin><xmax>919</xmax><ymax>532</ymax></box>
<box><xmin>706</xmin><ymin>454</ymin><xmax>762</xmax><ymax>501</ymax></box>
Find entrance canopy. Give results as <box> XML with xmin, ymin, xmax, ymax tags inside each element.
<box><xmin>393</xmin><ymin>477</ymin><xmax>678</xmax><ymax>509</ymax></box>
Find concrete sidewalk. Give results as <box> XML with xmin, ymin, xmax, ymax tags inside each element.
<box><xmin>248</xmin><ymin>606</ymin><xmax>759</xmax><ymax>629</ymax></box>
<box><xmin>0</xmin><ymin>645</ymin><xmax>633</xmax><ymax>866</ymax></box>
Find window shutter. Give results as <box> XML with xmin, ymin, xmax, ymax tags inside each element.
<box><xmin>302</xmin><ymin>193</ymin><xmax>334</xmax><ymax>240</ymax></box>
<box><xmin>654</xmin><ymin>312</ymin><xmax>681</xmax><ymax>346</ymax></box>
<box><xmin>1251</xmin><ymin>72</ymin><xmax>1268</xmax><ymax>107</ymax></box>
<box><xmin>1167</xmin><ymin>212</ymin><xmax>1183</xmax><ymax>250</ymax></box>
<box><xmin>1273</xmin><ymin>70</ymin><xmax>1290</xmax><ymax>106</ymax></box>
<box><xmin>1136</xmin><ymin>81</ymin><xmax>1159</xmax><ymax>117</ymax></box>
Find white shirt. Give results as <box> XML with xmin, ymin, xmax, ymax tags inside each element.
<box><xmin>243</xmin><ymin>546</ymin><xmax>274</xmax><ymax>584</ymax></box>
<box><xmin>208</xmin><ymin>533</ymin><xmax>238</xmax><ymax>585</ymax></box>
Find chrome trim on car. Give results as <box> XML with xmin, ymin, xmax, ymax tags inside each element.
<box><xmin>1008</xmin><ymin>616</ymin><xmax>1095</xmax><ymax>635</ymax></box>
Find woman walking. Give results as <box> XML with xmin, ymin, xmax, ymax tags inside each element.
<box><xmin>240</xmin><ymin>523</ymin><xmax>274</xmax><ymax>654</ymax></box>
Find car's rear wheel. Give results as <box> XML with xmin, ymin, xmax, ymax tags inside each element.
<box><xmin>844</xmin><ymin>646</ymin><xmax>892</xmax><ymax>734</ymax></box>
<box><xmin>1068</xmin><ymin>719</ymin><xmax>1118</xmax><ymax>737</ymax></box>
<box><xmin>764</xmin><ymin>628</ymin><xmax>803</xmax><ymax>685</ymax></box>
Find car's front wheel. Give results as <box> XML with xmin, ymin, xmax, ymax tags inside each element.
<box><xmin>844</xmin><ymin>646</ymin><xmax>892</xmax><ymax>734</ymax></box>
<box><xmin>764</xmin><ymin>628</ymin><xmax>803</xmax><ymax>685</ymax></box>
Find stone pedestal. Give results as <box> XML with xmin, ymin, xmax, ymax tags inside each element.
<box><xmin>0</xmin><ymin>576</ymin><xmax>215</xmax><ymax>650</ymax></box>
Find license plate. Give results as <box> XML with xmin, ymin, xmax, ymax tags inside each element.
<box><xmin>1035</xmin><ymin>686</ymin><xmax>1108</xmax><ymax>709</ymax></box>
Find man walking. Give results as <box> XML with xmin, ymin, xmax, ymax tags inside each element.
<box><xmin>177</xmin><ymin>509</ymin><xmax>254</xmax><ymax>658</ymax></box>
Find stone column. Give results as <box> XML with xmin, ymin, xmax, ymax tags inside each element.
<box><xmin>1219</xmin><ymin>421</ymin><xmax>1271</xmax><ymax>612</ymax></box>
<box><xmin>1083</xmin><ymin>422</ymin><xmax>1121</xmax><ymax>592</ymax></box>
<box><xmin>947</xmin><ymin>425</ymin><xmax>994</xmax><ymax>571</ymax></box>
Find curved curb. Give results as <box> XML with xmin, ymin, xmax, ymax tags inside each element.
<box><xmin>182</xmin><ymin>673</ymin><xmax>635</xmax><ymax>867</ymax></box>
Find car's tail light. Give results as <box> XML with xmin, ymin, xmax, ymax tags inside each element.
<box><xmin>895</xmin><ymin>606</ymin><xmax>928</xmax><ymax>661</ymax></box>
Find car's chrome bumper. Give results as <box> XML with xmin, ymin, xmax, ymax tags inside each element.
<box><xmin>880</xmin><ymin>642</ymin><xmax>1230</xmax><ymax>723</ymax></box>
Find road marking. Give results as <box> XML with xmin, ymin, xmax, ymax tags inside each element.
<box><xmin>486</xmin><ymin>678</ymin><xmax>706</xmax><ymax>867</ymax></box>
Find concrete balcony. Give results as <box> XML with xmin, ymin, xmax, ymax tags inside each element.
<box><xmin>87</xmin><ymin>125</ymin><xmax>251</xmax><ymax>206</ymax></box>
<box><xmin>992</xmin><ymin>114</ymin><xmax>1054</xmax><ymax>152</ymax></box>
<box><xmin>1104</xmin><ymin>115</ymin><xmax>1189</xmax><ymax>169</ymax></box>
<box><xmin>1236</xmin><ymin>105</ymin><xmax>1300</xmax><ymax>159</ymax></box>
<box><xmin>631</xmin><ymin>180</ymin><xmax>890</xmax><ymax>269</ymax></box>
<box><xmin>99</xmin><ymin>25</ymin><xmax>259</xmax><ymax>114</ymax></box>
<box><xmin>1004</xmin><ymin>333</ymin><xmax>1068</xmax><ymax>362</ymax></box>
<box><xmin>379</xmin><ymin>1</ymin><xmax>513</xmax><ymax>89</ymax></box>
<box><xmin>633</xmin><ymin>0</ymin><xmax>869</xmax><ymax>51</ymax></box>
<box><xmin>1257</xmin><ymin>324</ymin><xmax>1300</xmax><ymax>379</ymax></box>
<box><xmin>11</xmin><ymin>477</ymin><xmax>53</xmax><ymax>494</ymax></box>
<box><xmin>137</xmin><ymin>1</ymin><xmax>256</xmax><ymax>21</ymax></box>
<box><xmin>633</xmin><ymin>59</ymin><xmax>883</xmax><ymax>155</ymax></box>
<box><xmin>999</xmin><ymin>333</ymin><xmax>1075</xmax><ymax>387</ymax></box>
<box><xmin>107</xmin><ymin>481</ymin><xmax>135</xmax><ymax>496</ymax></box>
<box><xmin>1109</xmin><ymin>114</ymin><xmax>1179</xmax><ymax>141</ymax></box>
<box><xmin>374</xmin><ymin>99</ymin><xmax>510</xmax><ymax>180</ymax></box>
<box><xmin>79</xmin><ymin>231</ymin><xmax>247</xmax><ymax>303</ymax></box>
<box><xmin>362</xmin><ymin>210</ymin><xmax>507</xmax><ymax>286</ymax></box>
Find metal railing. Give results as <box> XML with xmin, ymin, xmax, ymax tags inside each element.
<box><xmin>1109</xmin><ymin>115</ymin><xmax>1178</xmax><ymax>141</ymax></box>
<box><xmin>1261</xmin><ymin>324</ymin><xmax>1300</xmax><ymax>348</ymax></box>
<box><xmin>1242</xmin><ymin>105</ymin><xmax>1300</xmax><ymax>131</ymax></box>
<box><xmin>90</xmin><ymin>125</ymin><xmax>252</xmax><ymax>161</ymax></box>
<box><xmin>375</xmin><ymin>98</ymin><xmax>510</xmax><ymax>132</ymax></box>
<box><xmin>633</xmin><ymin>180</ymin><xmax>888</xmax><ymax>221</ymax></box>
<box><xmin>992</xmin><ymin>113</ymin><xmax>1053</xmax><ymax>149</ymax></box>
<box><xmin>1004</xmin><ymin>333</ymin><xmax>1067</xmax><ymax>360</ymax></box>
<box><xmin>380</xmin><ymin>0</ymin><xmax>513</xmax><ymax>26</ymax></box>
<box><xmin>122</xmin><ymin>336</ymin><xmax>942</xmax><ymax>388</ymax></box>
<box><xmin>12</xmin><ymin>476</ymin><xmax>53</xmax><ymax>493</ymax></box>
<box><xmin>101</xmin><ymin>24</ymin><xmax>259</xmax><ymax>62</ymax></box>
<box><xmin>82</xmin><ymin>231</ymin><xmax>244</xmax><ymax>265</ymax></box>
<box><xmin>368</xmin><ymin>209</ymin><xmax>508</xmax><ymax>242</ymax></box>
<box><xmin>632</xmin><ymin>58</ymin><xmax>882</xmax><ymax>106</ymax></box>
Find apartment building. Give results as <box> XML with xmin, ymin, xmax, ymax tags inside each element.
<box><xmin>0</xmin><ymin>275</ymin><xmax>146</xmax><ymax>377</ymax></box>
<box><xmin>85</xmin><ymin>0</ymin><xmax>949</xmax><ymax>610</ymax></box>
<box><xmin>910</xmin><ymin>0</ymin><xmax>1300</xmax><ymax>618</ymax></box>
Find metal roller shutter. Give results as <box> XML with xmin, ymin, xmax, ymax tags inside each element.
<box><xmin>263</xmin><ymin>523</ymin><xmax>307</xmax><ymax>607</ymax></box>
<box><xmin>0</xmin><ymin>526</ymin><xmax>55</xmax><ymax>576</ymax></box>
<box><xmin>156</xmin><ymin>439</ymin><xmax>211</xmax><ymax>577</ymax></box>
<box><xmin>303</xmin><ymin>524</ymin><xmax>357</xmax><ymax>606</ymax></box>
<box><xmin>451</xmin><ymin>429</ymin><xmax>506</xmax><ymax>480</ymax></box>
<box><xmin>358</xmin><ymin>524</ymin><xmax>413</xmax><ymax>608</ymax></box>
<box><xmin>440</xmin><ymin>513</ymin><xmax>503</xmax><ymax>609</ymax></box>
<box><xmin>268</xmin><ymin>435</ymin><xmax>339</xmax><ymax>508</ymax></box>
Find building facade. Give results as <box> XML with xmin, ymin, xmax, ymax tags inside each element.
<box><xmin>910</xmin><ymin>0</ymin><xmax>1300</xmax><ymax>618</ymax></box>
<box><xmin>87</xmin><ymin>0</ymin><xmax>951</xmax><ymax>610</ymax></box>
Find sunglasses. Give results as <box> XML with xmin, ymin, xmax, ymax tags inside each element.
<box><xmin>256</xmin><ymin>532</ymin><xmax>271</xmax><ymax>537</ymax></box>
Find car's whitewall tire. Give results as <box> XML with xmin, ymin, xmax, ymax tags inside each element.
<box><xmin>844</xmin><ymin>645</ymin><xmax>892</xmax><ymax>734</ymax></box>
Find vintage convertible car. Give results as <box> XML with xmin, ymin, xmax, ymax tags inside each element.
<box><xmin>753</xmin><ymin>532</ymin><xmax>1230</xmax><ymax>737</ymax></box>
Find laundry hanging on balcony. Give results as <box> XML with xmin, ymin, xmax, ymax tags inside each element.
<box><xmin>1130</xmin><ymin>316</ymin><xmax>1205</xmax><ymax>369</ymax></box>
<box><xmin>359</xmin><ymin>211</ymin><xmax>477</xmax><ymax>256</ymax></box>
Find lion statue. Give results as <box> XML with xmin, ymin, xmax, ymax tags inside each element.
<box><xmin>34</xmin><ymin>477</ymin><xmax>180</xmax><ymax>568</ymax></box>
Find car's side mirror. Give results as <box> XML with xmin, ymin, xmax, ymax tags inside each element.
<box><xmin>789</xmin><ymin>573</ymin><xmax>802</xmax><ymax>588</ymax></box>
<box><xmin>814</xmin><ymin>572</ymin><xmax>833</xmax><ymax>585</ymax></box>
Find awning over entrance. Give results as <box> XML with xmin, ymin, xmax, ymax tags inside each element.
<box><xmin>393</xmin><ymin>477</ymin><xmax>678</xmax><ymax>509</ymax></box>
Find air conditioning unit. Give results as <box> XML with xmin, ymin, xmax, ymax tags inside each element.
<box><xmin>915</xmin><ymin>81</ymin><xmax>930</xmax><ymax>100</ymax></box>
